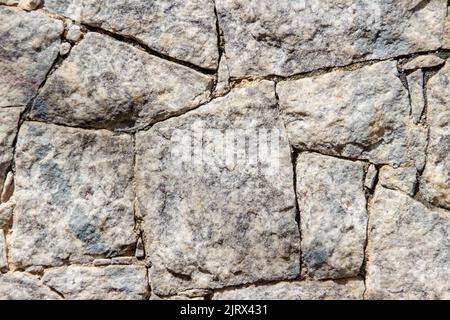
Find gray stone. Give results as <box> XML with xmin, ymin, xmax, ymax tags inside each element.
<box><xmin>1</xmin><ymin>171</ymin><xmax>14</xmax><ymax>203</ymax></box>
<box><xmin>66</xmin><ymin>24</ymin><xmax>82</xmax><ymax>42</ymax></box>
<box><xmin>0</xmin><ymin>108</ymin><xmax>23</xmax><ymax>198</ymax></box>
<box><xmin>297</xmin><ymin>153</ymin><xmax>367</xmax><ymax>280</ymax></box>
<box><xmin>213</xmin><ymin>280</ymin><xmax>365</xmax><ymax>300</ymax></box>
<box><xmin>0</xmin><ymin>272</ymin><xmax>61</xmax><ymax>300</ymax></box>
<box><xmin>365</xmin><ymin>164</ymin><xmax>378</xmax><ymax>190</ymax></box>
<box><xmin>214</xmin><ymin>55</ymin><xmax>231</xmax><ymax>96</ymax></box>
<box><xmin>135</xmin><ymin>237</ymin><xmax>145</xmax><ymax>259</ymax></box>
<box><xmin>366</xmin><ymin>187</ymin><xmax>450</xmax><ymax>299</ymax></box>
<box><xmin>444</xmin><ymin>14</ymin><xmax>450</xmax><ymax>49</ymax></box>
<box><xmin>0</xmin><ymin>230</ymin><xmax>7</xmax><ymax>272</ymax></box>
<box><xmin>379</xmin><ymin>166</ymin><xmax>417</xmax><ymax>196</ymax></box>
<box><xmin>18</xmin><ymin>0</ymin><xmax>41</xmax><ymax>11</ymax></box>
<box><xmin>59</xmin><ymin>42</ymin><xmax>71</xmax><ymax>56</ymax></box>
<box><xmin>0</xmin><ymin>1</ymin><xmax>19</xmax><ymax>5</ymax></box>
<box><xmin>402</xmin><ymin>55</ymin><xmax>445</xmax><ymax>70</ymax></box>
<box><xmin>0</xmin><ymin>7</ymin><xmax>63</xmax><ymax>107</ymax></box>
<box><xmin>421</xmin><ymin>59</ymin><xmax>450</xmax><ymax>209</ymax></box>
<box><xmin>44</xmin><ymin>0</ymin><xmax>218</xmax><ymax>69</ymax></box>
<box><xmin>111</xmin><ymin>257</ymin><xmax>133</xmax><ymax>265</ymax></box>
<box><xmin>42</xmin><ymin>266</ymin><xmax>148</xmax><ymax>300</ymax></box>
<box><xmin>29</xmin><ymin>32</ymin><xmax>214</xmax><ymax>130</ymax></box>
<box><xmin>136</xmin><ymin>80</ymin><xmax>300</xmax><ymax>296</ymax></box>
<box><xmin>93</xmin><ymin>259</ymin><xmax>111</xmax><ymax>267</ymax></box>
<box><xmin>0</xmin><ymin>201</ymin><xmax>14</xmax><ymax>229</ymax></box>
<box><xmin>407</xmin><ymin>69</ymin><xmax>425</xmax><ymax>124</ymax></box>
<box><xmin>216</xmin><ymin>0</ymin><xmax>447</xmax><ymax>77</ymax></box>
<box><xmin>278</xmin><ymin>61</ymin><xmax>427</xmax><ymax>169</ymax></box>
<box><xmin>10</xmin><ymin>122</ymin><xmax>137</xmax><ymax>268</ymax></box>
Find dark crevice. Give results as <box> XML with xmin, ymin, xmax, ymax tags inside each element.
<box><xmin>79</xmin><ymin>25</ymin><xmax>216</xmax><ymax>76</ymax></box>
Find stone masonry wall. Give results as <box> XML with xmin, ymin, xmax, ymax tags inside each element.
<box><xmin>0</xmin><ymin>0</ymin><xmax>449</xmax><ymax>300</ymax></box>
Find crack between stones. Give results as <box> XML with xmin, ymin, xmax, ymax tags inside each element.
<box><xmin>274</xmin><ymin>82</ymin><xmax>303</xmax><ymax>280</ymax></box>
<box><xmin>209</xmin><ymin>276</ymin><xmax>364</xmax><ymax>299</ymax></box>
<box><xmin>33</xmin><ymin>7</ymin><xmax>217</xmax><ymax>76</ymax></box>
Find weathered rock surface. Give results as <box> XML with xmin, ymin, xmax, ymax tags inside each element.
<box><xmin>0</xmin><ymin>230</ymin><xmax>7</xmax><ymax>272</ymax></box>
<box><xmin>29</xmin><ymin>32</ymin><xmax>213</xmax><ymax>130</ymax></box>
<box><xmin>214</xmin><ymin>55</ymin><xmax>231</xmax><ymax>96</ymax></box>
<box><xmin>136</xmin><ymin>81</ymin><xmax>300</xmax><ymax>296</ymax></box>
<box><xmin>216</xmin><ymin>0</ymin><xmax>447</xmax><ymax>77</ymax></box>
<box><xmin>0</xmin><ymin>201</ymin><xmax>14</xmax><ymax>229</ymax></box>
<box><xmin>296</xmin><ymin>153</ymin><xmax>367</xmax><ymax>280</ymax></box>
<box><xmin>0</xmin><ymin>272</ymin><xmax>61</xmax><ymax>300</ymax></box>
<box><xmin>44</xmin><ymin>0</ymin><xmax>218</xmax><ymax>69</ymax></box>
<box><xmin>366</xmin><ymin>187</ymin><xmax>450</xmax><ymax>299</ymax></box>
<box><xmin>407</xmin><ymin>69</ymin><xmax>425</xmax><ymax>124</ymax></box>
<box><xmin>402</xmin><ymin>55</ymin><xmax>445</xmax><ymax>71</ymax></box>
<box><xmin>278</xmin><ymin>61</ymin><xmax>427</xmax><ymax>169</ymax></box>
<box><xmin>0</xmin><ymin>108</ymin><xmax>23</xmax><ymax>198</ymax></box>
<box><xmin>213</xmin><ymin>280</ymin><xmax>365</xmax><ymax>300</ymax></box>
<box><xmin>42</xmin><ymin>266</ymin><xmax>148</xmax><ymax>300</ymax></box>
<box><xmin>0</xmin><ymin>7</ymin><xmax>63</xmax><ymax>107</ymax></box>
<box><xmin>10</xmin><ymin>122</ymin><xmax>136</xmax><ymax>268</ymax></box>
<box><xmin>421</xmin><ymin>59</ymin><xmax>450</xmax><ymax>209</ymax></box>
<box><xmin>379</xmin><ymin>166</ymin><xmax>417</xmax><ymax>196</ymax></box>
<box><xmin>364</xmin><ymin>164</ymin><xmax>378</xmax><ymax>190</ymax></box>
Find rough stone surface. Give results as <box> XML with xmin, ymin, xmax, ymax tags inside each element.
<box><xmin>279</xmin><ymin>61</ymin><xmax>427</xmax><ymax>168</ymax></box>
<box><xmin>297</xmin><ymin>153</ymin><xmax>367</xmax><ymax>280</ymax></box>
<box><xmin>2</xmin><ymin>1</ymin><xmax>450</xmax><ymax>301</ymax></box>
<box><xmin>217</xmin><ymin>0</ymin><xmax>447</xmax><ymax>77</ymax></box>
<box><xmin>0</xmin><ymin>201</ymin><xmax>14</xmax><ymax>229</ymax></box>
<box><xmin>379</xmin><ymin>166</ymin><xmax>417</xmax><ymax>196</ymax></box>
<box><xmin>10</xmin><ymin>122</ymin><xmax>137</xmax><ymax>268</ymax></box>
<box><xmin>214</xmin><ymin>280</ymin><xmax>365</xmax><ymax>300</ymax></box>
<box><xmin>29</xmin><ymin>32</ymin><xmax>214</xmax><ymax>130</ymax></box>
<box><xmin>0</xmin><ymin>230</ymin><xmax>7</xmax><ymax>272</ymax></box>
<box><xmin>0</xmin><ymin>272</ymin><xmax>61</xmax><ymax>300</ymax></box>
<box><xmin>366</xmin><ymin>187</ymin><xmax>450</xmax><ymax>299</ymax></box>
<box><xmin>136</xmin><ymin>81</ymin><xmax>300</xmax><ymax>296</ymax></box>
<box><xmin>42</xmin><ymin>266</ymin><xmax>148</xmax><ymax>300</ymax></box>
<box><xmin>0</xmin><ymin>108</ymin><xmax>23</xmax><ymax>198</ymax></box>
<box><xmin>407</xmin><ymin>69</ymin><xmax>425</xmax><ymax>124</ymax></box>
<box><xmin>421</xmin><ymin>59</ymin><xmax>450</xmax><ymax>209</ymax></box>
<box><xmin>364</xmin><ymin>164</ymin><xmax>378</xmax><ymax>190</ymax></box>
<box><xmin>214</xmin><ymin>55</ymin><xmax>231</xmax><ymax>96</ymax></box>
<box><xmin>44</xmin><ymin>0</ymin><xmax>218</xmax><ymax>70</ymax></box>
<box><xmin>402</xmin><ymin>55</ymin><xmax>445</xmax><ymax>70</ymax></box>
<box><xmin>0</xmin><ymin>7</ymin><xmax>63</xmax><ymax>107</ymax></box>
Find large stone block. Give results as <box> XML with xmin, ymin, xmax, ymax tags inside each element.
<box><xmin>10</xmin><ymin>122</ymin><xmax>137</xmax><ymax>268</ymax></box>
<box><xmin>136</xmin><ymin>81</ymin><xmax>300</xmax><ymax>296</ymax></box>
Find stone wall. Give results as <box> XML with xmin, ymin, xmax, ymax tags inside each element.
<box><xmin>0</xmin><ymin>0</ymin><xmax>449</xmax><ymax>300</ymax></box>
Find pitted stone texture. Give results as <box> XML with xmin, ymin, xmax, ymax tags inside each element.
<box><xmin>0</xmin><ymin>230</ymin><xmax>7</xmax><ymax>272</ymax></box>
<box><xmin>0</xmin><ymin>272</ymin><xmax>61</xmax><ymax>300</ymax></box>
<box><xmin>30</xmin><ymin>32</ymin><xmax>214</xmax><ymax>130</ymax></box>
<box><xmin>421</xmin><ymin>60</ymin><xmax>450</xmax><ymax>209</ymax></box>
<box><xmin>42</xmin><ymin>266</ymin><xmax>148</xmax><ymax>300</ymax></box>
<box><xmin>10</xmin><ymin>122</ymin><xmax>136</xmax><ymax>268</ymax></box>
<box><xmin>366</xmin><ymin>187</ymin><xmax>450</xmax><ymax>300</ymax></box>
<box><xmin>216</xmin><ymin>0</ymin><xmax>447</xmax><ymax>77</ymax></box>
<box><xmin>407</xmin><ymin>69</ymin><xmax>425</xmax><ymax>124</ymax></box>
<box><xmin>444</xmin><ymin>13</ymin><xmax>450</xmax><ymax>49</ymax></box>
<box><xmin>136</xmin><ymin>81</ymin><xmax>300</xmax><ymax>296</ymax></box>
<box><xmin>213</xmin><ymin>280</ymin><xmax>365</xmax><ymax>300</ymax></box>
<box><xmin>0</xmin><ymin>7</ymin><xmax>63</xmax><ymax>107</ymax></box>
<box><xmin>296</xmin><ymin>153</ymin><xmax>367</xmax><ymax>280</ymax></box>
<box><xmin>0</xmin><ymin>108</ymin><xmax>23</xmax><ymax>198</ymax></box>
<box><xmin>44</xmin><ymin>0</ymin><xmax>218</xmax><ymax>70</ymax></box>
<box><xmin>379</xmin><ymin>166</ymin><xmax>417</xmax><ymax>196</ymax></box>
<box><xmin>278</xmin><ymin>61</ymin><xmax>427</xmax><ymax>168</ymax></box>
